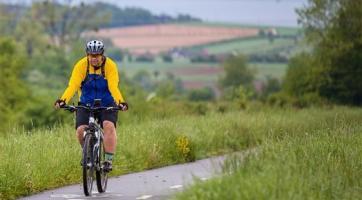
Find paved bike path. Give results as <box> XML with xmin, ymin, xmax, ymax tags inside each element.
<box><xmin>19</xmin><ymin>155</ymin><xmax>226</xmax><ymax>200</ymax></box>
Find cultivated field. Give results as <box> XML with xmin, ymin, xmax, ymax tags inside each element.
<box><xmin>89</xmin><ymin>24</ymin><xmax>259</xmax><ymax>54</ymax></box>
<box><xmin>120</xmin><ymin>60</ymin><xmax>287</xmax><ymax>90</ymax></box>
<box><xmin>91</xmin><ymin>23</ymin><xmax>298</xmax><ymax>92</ymax></box>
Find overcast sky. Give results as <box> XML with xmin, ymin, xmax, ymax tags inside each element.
<box><xmin>3</xmin><ymin>0</ymin><xmax>308</xmax><ymax>27</ymax></box>
<box><xmin>91</xmin><ymin>0</ymin><xmax>308</xmax><ymax>27</ymax></box>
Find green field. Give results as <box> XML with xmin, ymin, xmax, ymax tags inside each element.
<box><xmin>119</xmin><ymin>59</ymin><xmax>218</xmax><ymax>77</ymax></box>
<box><xmin>192</xmin><ymin>37</ymin><xmax>297</xmax><ymax>55</ymax></box>
<box><xmin>182</xmin><ymin>22</ymin><xmax>301</xmax><ymax>36</ymax></box>
<box><xmin>182</xmin><ymin>22</ymin><xmax>301</xmax><ymax>55</ymax></box>
<box><xmin>120</xmin><ymin>60</ymin><xmax>287</xmax><ymax>84</ymax></box>
<box><xmin>1</xmin><ymin>106</ymin><xmax>361</xmax><ymax>200</ymax></box>
<box><xmin>119</xmin><ymin>60</ymin><xmax>219</xmax><ymax>86</ymax></box>
<box><xmin>252</xmin><ymin>62</ymin><xmax>288</xmax><ymax>80</ymax></box>
<box><xmin>175</xmin><ymin>107</ymin><xmax>362</xmax><ymax>200</ymax></box>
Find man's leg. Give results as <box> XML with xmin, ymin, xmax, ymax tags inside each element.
<box><xmin>103</xmin><ymin>120</ymin><xmax>117</xmax><ymax>155</ymax></box>
<box><xmin>102</xmin><ymin>120</ymin><xmax>117</xmax><ymax>172</ymax></box>
<box><xmin>75</xmin><ymin>108</ymin><xmax>90</xmax><ymax>148</ymax></box>
<box><xmin>76</xmin><ymin>125</ymin><xmax>88</xmax><ymax>147</ymax></box>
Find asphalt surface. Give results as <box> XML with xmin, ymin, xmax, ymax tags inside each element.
<box><xmin>19</xmin><ymin>155</ymin><xmax>226</xmax><ymax>200</ymax></box>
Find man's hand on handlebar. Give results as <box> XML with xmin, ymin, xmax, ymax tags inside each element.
<box><xmin>118</xmin><ymin>102</ymin><xmax>128</xmax><ymax>111</ymax></box>
<box><xmin>54</xmin><ymin>100</ymin><xmax>128</xmax><ymax>111</ymax></box>
<box><xmin>54</xmin><ymin>99</ymin><xmax>66</xmax><ymax>109</ymax></box>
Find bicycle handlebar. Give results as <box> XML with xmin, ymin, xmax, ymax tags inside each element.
<box><xmin>60</xmin><ymin>105</ymin><xmax>122</xmax><ymax>112</ymax></box>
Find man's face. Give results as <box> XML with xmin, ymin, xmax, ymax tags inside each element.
<box><xmin>87</xmin><ymin>54</ymin><xmax>103</xmax><ymax>67</ymax></box>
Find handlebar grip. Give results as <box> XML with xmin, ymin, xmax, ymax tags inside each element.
<box><xmin>61</xmin><ymin>105</ymin><xmax>77</xmax><ymax>112</ymax></box>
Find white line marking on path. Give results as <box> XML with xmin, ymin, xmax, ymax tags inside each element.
<box><xmin>136</xmin><ymin>194</ymin><xmax>153</xmax><ymax>199</ymax></box>
<box><xmin>50</xmin><ymin>194</ymin><xmax>82</xmax><ymax>198</ymax></box>
<box><xmin>170</xmin><ymin>185</ymin><xmax>183</xmax><ymax>189</ymax></box>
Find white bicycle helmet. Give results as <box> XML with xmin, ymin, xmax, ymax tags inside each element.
<box><xmin>86</xmin><ymin>40</ymin><xmax>104</xmax><ymax>54</ymax></box>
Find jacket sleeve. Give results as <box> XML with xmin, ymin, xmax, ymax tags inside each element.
<box><xmin>60</xmin><ymin>58</ymin><xmax>86</xmax><ymax>104</ymax></box>
<box><xmin>106</xmin><ymin>60</ymin><xmax>125</xmax><ymax>103</ymax></box>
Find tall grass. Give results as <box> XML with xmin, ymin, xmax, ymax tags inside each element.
<box><xmin>175</xmin><ymin>107</ymin><xmax>362</xmax><ymax>200</ymax></box>
<box><xmin>0</xmin><ymin>107</ymin><xmax>360</xmax><ymax>199</ymax></box>
<box><xmin>0</xmin><ymin>109</ymin><xmax>256</xmax><ymax>200</ymax></box>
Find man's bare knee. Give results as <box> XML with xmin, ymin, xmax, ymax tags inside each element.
<box><xmin>103</xmin><ymin>121</ymin><xmax>115</xmax><ymax>131</ymax></box>
<box><xmin>76</xmin><ymin>125</ymin><xmax>88</xmax><ymax>135</ymax></box>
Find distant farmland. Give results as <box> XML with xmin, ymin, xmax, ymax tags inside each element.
<box><xmin>95</xmin><ymin>23</ymin><xmax>298</xmax><ymax>94</ymax></box>
<box><xmin>88</xmin><ymin>24</ymin><xmax>259</xmax><ymax>54</ymax></box>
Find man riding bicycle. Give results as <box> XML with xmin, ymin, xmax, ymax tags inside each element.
<box><xmin>54</xmin><ymin>40</ymin><xmax>128</xmax><ymax>172</ymax></box>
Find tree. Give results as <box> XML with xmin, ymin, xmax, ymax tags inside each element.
<box><xmin>30</xmin><ymin>1</ymin><xmax>110</xmax><ymax>49</ymax></box>
<box><xmin>188</xmin><ymin>87</ymin><xmax>215</xmax><ymax>101</ymax></box>
<box><xmin>220</xmin><ymin>54</ymin><xmax>255</xmax><ymax>90</ymax></box>
<box><xmin>0</xmin><ymin>38</ymin><xmax>29</xmax><ymax>130</ymax></box>
<box><xmin>283</xmin><ymin>53</ymin><xmax>323</xmax><ymax>97</ymax></box>
<box><xmin>260</xmin><ymin>76</ymin><xmax>281</xmax><ymax>100</ymax></box>
<box><xmin>296</xmin><ymin>0</ymin><xmax>362</xmax><ymax>105</ymax></box>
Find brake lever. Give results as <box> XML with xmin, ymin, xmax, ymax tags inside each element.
<box><xmin>65</xmin><ymin>106</ymin><xmax>76</xmax><ymax>112</ymax></box>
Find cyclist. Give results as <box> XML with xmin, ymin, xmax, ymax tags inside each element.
<box><xmin>54</xmin><ymin>40</ymin><xmax>128</xmax><ymax>172</ymax></box>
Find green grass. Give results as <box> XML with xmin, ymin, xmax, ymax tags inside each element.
<box><xmin>198</xmin><ymin>37</ymin><xmax>296</xmax><ymax>55</ymax></box>
<box><xmin>251</xmin><ymin>62</ymin><xmax>288</xmax><ymax>80</ymax></box>
<box><xmin>276</xmin><ymin>27</ymin><xmax>302</xmax><ymax>36</ymax></box>
<box><xmin>1</xmin><ymin>106</ymin><xmax>361</xmax><ymax>199</ymax></box>
<box><xmin>0</xmin><ymin>108</ymin><xmax>255</xmax><ymax>200</ymax></box>
<box><xmin>175</xmin><ymin>107</ymin><xmax>362</xmax><ymax>200</ymax></box>
<box><xmin>181</xmin><ymin>22</ymin><xmax>301</xmax><ymax>36</ymax></box>
<box><xmin>119</xmin><ymin>59</ymin><xmax>218</xmax><ymax>78</ymax></box>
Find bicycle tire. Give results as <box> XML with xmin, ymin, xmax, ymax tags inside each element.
<box><xmin>82</xmin><ymin>133</ymin><xmax>94</xmax><ymax>196</ymax></box>
<box><xmin>96</xmin><ymin>136</ymin><xmax>108</xmax><ymax>193</ymax></box>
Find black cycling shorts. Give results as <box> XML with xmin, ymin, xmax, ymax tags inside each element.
<box><xmin>75</xmin><ymin>107</ymin><xmax>118</xmax><ymax>129</ymax></box>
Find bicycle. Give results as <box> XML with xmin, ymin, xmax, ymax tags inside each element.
<box><xmin>61</xmin><ymin>101</ymin><xmax>121</xmax><ymax>196</ymax></box>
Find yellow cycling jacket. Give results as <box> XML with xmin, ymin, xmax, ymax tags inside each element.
<box><xmin>60</xmin><ymin>56</ymin><xmax>125</xmax><ymax>105</ymax></box>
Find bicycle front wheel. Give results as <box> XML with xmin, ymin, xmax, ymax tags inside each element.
<box><xmin>96</xmin><ymin>137</ymin><xmax>108</xmax><ymax>193</ymax></box>
<box><xmin>82</xmin><ymin>134</ymin><xmax>94</xmax><ymax>196</ymax></box>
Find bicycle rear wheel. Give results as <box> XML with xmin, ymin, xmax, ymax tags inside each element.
<box><xmin>82</xmin><ymin>134</ymin><xmax>94</xmax><ymax>196</ymax></box>
<box><xmin>96</xmin><ymin>138</ymin><xmax>108</xmax><ymax>193</ymax></box>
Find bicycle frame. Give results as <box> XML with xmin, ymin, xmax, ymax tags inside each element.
<box><xmin>85</xmin><ymin>113</ymin><xmax>104</xmax><ymax>171</ymax></box>
<box><xmin>61</xmin><ymin>103</ymin><xmax>121</xmax><ymax>196</ymax></box>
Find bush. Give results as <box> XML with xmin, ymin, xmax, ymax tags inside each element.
<box><xmin>161</xmin><ymin>53</ymin><xmax>173</xmax><ymax>62</ymax></box>
<box><xmin>267</xmin><ymin>92</ymin><xmax>328</xmax><ymax>108</ymax></box>
<box><xmin>188</xmin><ymin>87</ymin><xmax>215</xmax><ymax>102</ymax></box>
<box><xmin>267</xmin><ymin>92</ymin><xmax>297</xmax><ymax>107</ymax></box>
<box><xmin>106</xmin><ymin>48</ymin><xmax>124</xmax><ymax>61</ymax></box>
<box><xmin>223</xmin><ymin>86</ymin><xmax>252</xmax><ymax>109</ymax></box>
<box><xmin>248</xmin><ymin>53</ymin><xmax>288</xmax><ymax>63</ymax></box>
<box><xmin>135</xmin><ymin>53</ymin><xmax>155</xmax><ymax>62</ymax></box>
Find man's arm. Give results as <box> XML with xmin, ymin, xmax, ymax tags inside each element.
<box><xmin>106</xmin><ymin>59</ymin><xmax>125</xmax><ymax>104</ymax></box>
<box><xmin>60</xmin><ymin>58</ymin><xmax>87</xmax><ymax>104</ymax></box>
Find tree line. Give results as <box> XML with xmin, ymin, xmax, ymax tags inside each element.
<box><xmin>283</xmin><ymin>0</ymin><xmax>362</xmax><ymax>106</ymax></box>
<box><xmin>219</xmin><ymin>0</ymin><xmax>362</xmax><ymax>107</ymax></box>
